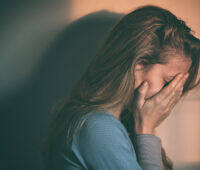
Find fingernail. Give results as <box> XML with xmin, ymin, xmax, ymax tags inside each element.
<box><xmin>177</xmin><ymin>73</ymin><xmax>184</xmax><ymax>79</ymax></box>
<box><xmin>184</xmin><ymin>73</ymin><xmax>189</xmax><ymax>78</ymax></box>
<box><xmin>180</xmin><ymin>73</ymin><xmax>184</xmax><ymax>78</ymax></box>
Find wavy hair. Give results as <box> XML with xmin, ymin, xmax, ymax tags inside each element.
<box><xmin>41</xmin><ymin>5</ymin><xmax>200</xmax><ymax>170</ymax></box>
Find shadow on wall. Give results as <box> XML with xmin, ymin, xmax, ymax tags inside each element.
<box><xmin>0</xmin><ymin>0</ymin><xmax>70</xmax><ymax>101</ymax></box>
<box><xmin>0</xmin><ymin>10</ymin><xmax>123</xmax><ymax>170</ymax></box>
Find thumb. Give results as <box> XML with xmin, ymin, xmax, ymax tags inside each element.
<box><xmin>136</xmin><ymin>81</ymin><xmax>148</xmax><ymax>108</ymax></box>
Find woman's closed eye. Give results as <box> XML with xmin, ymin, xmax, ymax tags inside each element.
<box><xmin>163</xmin><ymin>80</ymin><xmax>170</xmax><ymax>87</ymax></box>
<box><xmin>163</xmin><ymin>76</ymin><xmax>175</xmax><ymax>87</ymax></box>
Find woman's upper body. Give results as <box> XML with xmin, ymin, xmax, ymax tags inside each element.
<box><xmin>50</xmin><ymin>110</ymin><xmax>162</xmax><ymax>170</ymax></box>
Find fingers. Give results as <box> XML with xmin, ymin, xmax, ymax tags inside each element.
<box><xmin>136</xmin><ymin>81</ymin><xmax>149</xmax><ymax>109</ymax></box>
<box><xmin>167</xmin><ymin>95</ymin><xmax>180</xmax><ymax>112</ymax></box>
<box><xmin>175</xmin><ymin>73</ymin><xmax>189</xmax><ymax>89</ymax></box>
<box><xmin>166</xmin><ymin>73</ymin><xmax>189</xmax><ymax>100</ymax></box>
<box><xmin>153</xmin><ymin>73</ymin><xmax>186</xmax><ymax>102</ymax></box>
<box><xmin>166</xmin><ymin>73</ymin><xmax>189</xmax><ymax>109</ymax></box>
<box><xmin>167</xmin><ymin>89</ymin><xmax>182</xmax><ymax>111</ymax></box>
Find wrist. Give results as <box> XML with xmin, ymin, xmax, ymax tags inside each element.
<box><xmin>135</xmin><ymin>127</ymin><xmax>156</xmax><ymax>135</ymax></box>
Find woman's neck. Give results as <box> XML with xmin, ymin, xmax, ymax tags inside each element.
<box><xmin>106</xmin><ymin>105</ymin><xmax>123</xmax><ymax>121</ymax></box>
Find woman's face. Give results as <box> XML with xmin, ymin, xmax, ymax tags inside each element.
<box><xmin>134</xmin><ymin>56</ymin><xmax>192</xmax><ymax>100</ymax></box>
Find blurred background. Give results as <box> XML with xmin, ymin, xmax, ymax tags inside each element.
<box><xmin>0</xmin><ymin>0</ymin><xmax>199</xmax><ymax>169</ymax></box>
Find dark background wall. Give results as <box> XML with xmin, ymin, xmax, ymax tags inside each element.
<box><xmin>0</xmin><ymin>1</ymin><xmax>122</xmax><ymax>169</ymax></box>
<box><xmin>0</xmin><ymin>1</ymin><xmax>71</xmax><ymax>169</ymax></box>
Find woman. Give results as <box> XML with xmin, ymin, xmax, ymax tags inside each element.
<box><xmin>41</xmin><ymin>5</ymin><xmax>200</xmax><ymax>170</ymax></box>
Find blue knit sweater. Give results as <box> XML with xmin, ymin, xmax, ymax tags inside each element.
<box><xmin>50</xmin><ymin>110</ymin><xmax>162</xmax><ymax>170</ymax></box>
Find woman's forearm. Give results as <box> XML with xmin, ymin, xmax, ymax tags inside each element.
<box><xmin>135</xmin><ymin>134</ymin><xmax>163</xmax><ymax>170</ymax></box>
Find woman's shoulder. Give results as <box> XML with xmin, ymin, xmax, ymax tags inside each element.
<box><xmin>79</xmin><ymin>110</ymin><xmax>127</xmax><ymax>133</ymax></box>
<box><xmin>70</xmin><ymin>110</ymin><xmax>139</xmax><ymax>169</ymax></box>
<box><xmin>74</xmin><ymin>110</ymin><xmax>133</xmax><ymax>149</ymax></box>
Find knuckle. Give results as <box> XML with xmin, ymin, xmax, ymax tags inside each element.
<box><xmin>176</xmin><ymin>90</ymin><xmax>182</xmax><ymax>98</ymax></box>
<box><xmin>176</xmin><ymin>89</ymin><xmax>182</xmax><ymax>94</ymax></box>
<box><xmin>172</xmin><ymin>90</ymin><xmax>176</xmax><ymax>96</ymax></box>
<box><xmin>165</xmin><ymin>107</ymin><xmax>171</xmax><ymax>113</ymax></box>
<box><xmin>176</xmin><ymin>91</ymin><xmax>182</xmax><ymax>97</ymax></box>
<box><xmin>161</xmin><ymin>112</ymin><xmax>169</xmax><ymax>119</ymax></box>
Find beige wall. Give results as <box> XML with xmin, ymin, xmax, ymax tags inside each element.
<box><xmin>68</xmin><ymin>0</ymin><xmax>200</xmax><ymax>165</ymax></box>
<box><xmin>69</xmin><ymin>0</ymin><xmax>200</xmax><ymax>39</ymax></box>
<box><xmin>158</xmin><ymin>89</ymin><xmax>200</xmax><ymax>163</ymax></box>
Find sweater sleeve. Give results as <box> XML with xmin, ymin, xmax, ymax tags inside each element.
<box><xmin>73</xmin><ymin>112</ymin><xmax>162</xmax><ymax>170</ymax></box>
<box><xmin>135</xmin><ymin>134</ymin><xmax>163</xmax><ymax>170</ymax></box>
